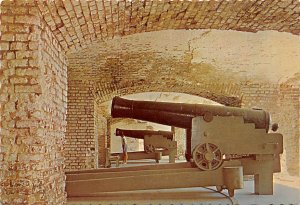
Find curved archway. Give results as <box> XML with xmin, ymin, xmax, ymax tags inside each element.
<box><xmin>94</xmin><ymin>83</ymin><xmax>242</xmax><ymax>107</ymax></box>
<box><xmin>36</xmin><ymin>0</ymin><xmax>300</xmax><ymax>53</ymax></box>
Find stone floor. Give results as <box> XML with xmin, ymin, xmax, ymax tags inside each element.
<box><xmin>67</xmin><ymin>158</ymin><xmax>300</xmax><ymax>205</ymax></box>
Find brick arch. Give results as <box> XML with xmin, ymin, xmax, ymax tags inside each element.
<box><xmin>36</xmin><ymin>0</ymin><xmax>300</xmax><ymax>53</ymax></box>
<box><xmin>94</xmin><ymin>81</ymin><xmax>242</xmax><ymax>108</ymax></box>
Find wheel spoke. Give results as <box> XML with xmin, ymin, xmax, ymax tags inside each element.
<box><xmin>208</xmin><ymin>161</ymin><xmax>212</xmax><ymax>169</ymax></box>
<box><xmin>196</xmin><ymin>150</ymin><xmax>203</xmax><ymax>155</ymax></box>
<box><xmin>205</xmin><ymin>143</ymin><xmax>211</xmax><ymax>152</ymax></box>
<box><xmin>213</xmin><ymin>148</ymin><xmax>220</xmax><ymax>154</ymax></box>
<box><xmin>193</xmin><ymin>143</ymin><xmax>223</xmax><ymax>171</ymax></box>
<box><xmin>196</xmin><ymin>158</ymin><xmax>204</xmax><ymax>163</ymax></box>
<box><xmin>214</xmin><ymin>158</ymin><xmax>221</xmax><ymax>162</ymax></box>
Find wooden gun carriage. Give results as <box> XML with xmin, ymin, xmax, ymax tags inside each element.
<box><xmin>110</xmin><ymin>128</ymin><xmax>177</xmax><ymax>163</ymax></box>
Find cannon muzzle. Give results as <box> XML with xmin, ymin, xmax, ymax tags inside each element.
<box><xmin>111</xmin><ymin>97</ymin><xmax>270</xmax><ymax>132</ymax></box>
<box><xmin>116</xmin><ymin>128</ymin><xmax>174</xmax><ymax>140</ymax></box>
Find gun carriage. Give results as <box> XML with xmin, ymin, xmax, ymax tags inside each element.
<box><xmin>66</xmin><ymin>97</ymin><xmax>283</xmax><ymax>198</ymax></box>
<box><xmin>110</xmin><ymin>128</ymin><xmax>177</xmax><ymax>163</ymax></box>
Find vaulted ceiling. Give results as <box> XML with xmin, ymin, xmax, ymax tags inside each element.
<box><xmin>36</xmin><ymin>0</ymin><xmax>300</xmax><ymax>52</ymax></box>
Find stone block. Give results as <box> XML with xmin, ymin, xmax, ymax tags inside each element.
<box><xmin>1</xmin><ymin>34</ymin><xmax>15</xmax><ymax>41</ymax></box>
<box><xmin>1</xmin><ymin>42</ymin><xmax>10</xmax><ymax>50</ymax></box>
<box><xmin>8</xmin><ymin>24</ymin><xmax>30</xmax><ymax>33</ymax></box>
<box><xmin>15</xmin><ymin>85</ymin><xmax>42</xmax><ymax>94</ymax></box>
<box><xmin>5</xmin><ymin>51</ymin><xmax>16</xmax><ymax>59</ymax></box>
<box><xmin>9</xmin><ymin>77</ymin><xmax>28</xmax><ymax>84</ymax></box>
<box><xmin>16</xmin><ymin>68</ymin><xmax>39</xmax><ymax>76</ymax></box>
<box><xmin>16</xmin><ymin>34</ymin><xmax>29</xmax><ymax>41</ymax></box>
<box><xmin>29</xmin><ymin>7</ymin><xmax>40</xmax><ymax>15</ymax></box>
<box><xmin>15</xmin><ymin>15</ymin><xmax>40</xmax><ymax>25</ymax></box>
<box><xmin>3</xmin><ymin>101</ymin><xmax>16</xmax><ymax>113</ymax></box>
<box><xmin>29</xmin><ymin>78</ymin><xmax>39</xmax><ymax>85</ymax></box>
<box><xmin>29</xmin><ymin>59</ymin><xmax>39</xmax><ymax>67</ymax></box>
<box><xmin>10</xmin><ymin>42</ymin><xmax>28</xmax><ymax>50</ymax></box>
<box><xmin>8</xmin><ymin>59</ymin><xmax>28</xmax><ymax>68</ymax></box>
<box><xmin>16</xmin><ymin>51</ymin><xmax>34</xmax><ymax>59</ymax></box>
<box><xmin>29</xmin><ymin>42</ymin><xmax>39</xmax><ymax>50</ymax></box>
<box><xmin>11</xmin><ymin>7</ymin><xmax>28</xmax><ymax>15</ymax></box>
<box><xmin>1</xmin><ymin>15</ymin><xmax>14</xmax><ymax>23</ymax></box>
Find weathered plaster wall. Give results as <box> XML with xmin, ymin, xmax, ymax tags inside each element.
<box><xmin>67</xmin><ymin>30</ymin><xmax>299</xmax><ymax>175</ymax></box>
<box><xmin>68</xmin><ymin>30</ymin><xmax>300</xmax><ymax>85</ymax></box>
<box><xmin>1</xmin><ymin>1</ymin><xmax>67</xmax><ymax>204</ymax></box>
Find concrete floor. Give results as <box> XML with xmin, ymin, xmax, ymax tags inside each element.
<box><xmin>67</xmin><ymin>158</ymin><xmax>300</xmax><ymax>205</ymax></box>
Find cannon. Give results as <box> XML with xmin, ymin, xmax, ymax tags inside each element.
<box><xmin>111</xmin><ymin>96</ymin><xmax>271</xmax><ymax>131</ymax></box>
<box><xmin>116</xmin><ymin>128</ymin><xmax>174</xmax><ymax>140</ymax></box>
<box><xmin>112</xmin><ymin>128</ymin><xmax>177</xmax><ymax>163</ymax></box>
<box><xmin>66</xmin><ymin>96</ymin><xmax>283</xmax><ymax>198</ymax></box>
<box><xmin>111</xmin><ymin>97</ymin><xmax>282</xmax><ymax>192</ymax></box>
<box><xmin>111</xmin><ymin>96</ymin><xmax>273</xmax><ymax>160</ymax></box>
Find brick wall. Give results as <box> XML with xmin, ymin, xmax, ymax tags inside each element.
<box><xmin>94</xmin><ymin>107</ymin><xmax>107</xmax><ymax>166</ymax></box>
<box><xmin>277</xmin><ymin>85</ymin><xmax>299</xmax><ymax>176</ymax></box>
<box><xmin>241</xmin><ymin>83</ymin><xmax>300</xmax><ymax>176</ymax></box>
<box><xmin>65</xmin><ymin>80</ymin><xmax>95</xmax><ymax>170</ymax></box>
<box><xmin>38</xmin><ymin>15</ymin><xmax>68</xmax><ymax>204</ymax></box>
<box><xmin>0</xmin><ymin>1</ymin><xmax>67</xmax><ymax>204</ymax></box>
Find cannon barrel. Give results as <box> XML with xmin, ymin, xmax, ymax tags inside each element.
<box><xmin>111</xmin><ymin>97</ymin><xmax>270</xmax><ymax>132</ymax></box>
<box><xmin>115</xmin><ymin>128</ymin><xmax>174</xmax><ymax>140</ymax></box>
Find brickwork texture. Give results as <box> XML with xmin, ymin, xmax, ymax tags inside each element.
<box><xmin>36</xmin><ymin>0</ymin><xmax>300</xmax><ymax>52</ymax></box>
<box><xmin>1</xmin><ymin>1</ymin><xmax>67</xmax><ymax>204</ymax></box>
<box><xmin>0</xmin><ymin>0</ymin><xmax>299</xmax><ymax>204</ymax></box>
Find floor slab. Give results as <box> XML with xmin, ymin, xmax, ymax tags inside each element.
<box><xmin>67</xmin><ymin>158</ymin><xmax>300</xmax><ymax>205</ymax></box>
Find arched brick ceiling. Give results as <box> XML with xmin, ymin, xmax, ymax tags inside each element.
<box><xmin>93</xmin><ymin>82</ymin><xmax>242</xmax><ymax>106</ymax></box>
<box><xmin>36</xmin><ymin>0</ymin><xmax>300</xmax><ymax>52</ymax></box>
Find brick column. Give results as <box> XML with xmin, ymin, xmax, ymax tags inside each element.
<box><xmin>97</xmin><ymin>116</ymin><xmax>108</xmax><ymax>166</ymax></box>
<box><xmin>107</xmin><ymin>118</ymin><xmax>111</xmax><ymax>149</ymax></box>
<box><xmin>0</xmin><ymin>1</ymin><xmax>67</xmax><ymax>204</ymax></box>
<box><xmin>278</xmin><ymin>85</ymin><xmax>300</xmax><ymax>176</ymax></box>
<box><xmin>65</xmin><ymin>80</ymin><xmax>95</xmax><ymax>170</ymax></box>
